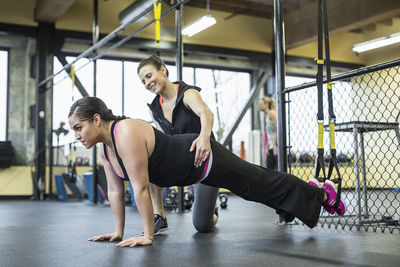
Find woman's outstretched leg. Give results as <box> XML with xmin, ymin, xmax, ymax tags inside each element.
<box><xmin>203</xmin><ymin>141</ymin><xmax>325</xmax><ymax>228</ymax></box>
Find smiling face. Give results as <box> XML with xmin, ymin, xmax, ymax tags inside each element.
<box><xmin>68</xmin><ymin>112</ymin><xmax>101</xmax><ymax>149</ymax></box>
<box><xmin>138</xmin><ymin>64</ymin><xmax>168</xmax><ymax>95</ymax></box>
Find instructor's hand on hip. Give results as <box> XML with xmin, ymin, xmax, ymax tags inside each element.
<box><xmin>190</xmin><ymin>135</ymin><xmax>211</xmax><ymax>167</ymax></box>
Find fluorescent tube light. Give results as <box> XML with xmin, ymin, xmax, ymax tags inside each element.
<box><xmin>182</xmin><ymin>15</ymin><xmax>216</xmax><ymax>37</ymax></box>
<box><xmin>352</xmin><ymin>32</ymin><xmax>400</xmax><ymax>53</ymax></box>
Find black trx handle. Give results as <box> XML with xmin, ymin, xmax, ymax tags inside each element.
<box><xmin>315</xmin><ymin>0</ymin><xmax>342</xmax><ymax>209</ymax></box>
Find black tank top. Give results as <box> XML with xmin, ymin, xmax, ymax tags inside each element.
<box><xmin>103</xmin><ymin>119</ymin><xmax>206</xmax><ymax>186</ymax></box>
<box><xmin>148</xmin><ymin>81</ymin><xmax>215</xmax><ymax>140</ymax></box>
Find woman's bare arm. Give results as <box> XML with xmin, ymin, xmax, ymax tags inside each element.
<box><xmin>114</xmin><ymin>120</ymin><xmax>154</xmax><ymax>247</ymax></box>
<box><xmin>88</xmin><ymin>145</ymin><xmax>125</xmax><ymax>242</ymax></box>
<box><xmin>148</xmin><ymin>108</ymin><xmax>166</xmax><ymax>217</ymax></box>
<box><xmin>183</xmin><ymin>89</ymin><xmax>214</xmax><ymax>167</ymax></box>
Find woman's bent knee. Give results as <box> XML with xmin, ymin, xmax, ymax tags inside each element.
<box><xmin>193</xmin><ymin>219</ymin><xmax>214</xmax><ymax>233</ymax></box>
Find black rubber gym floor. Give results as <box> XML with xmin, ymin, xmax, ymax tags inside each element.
<box><xmin>1</xmin><ymin>195</ymin><xmax>399</xmax><ymax>267</ymax></box>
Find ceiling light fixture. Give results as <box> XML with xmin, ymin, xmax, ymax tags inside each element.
<box><xmin>352</xmin><ymin>32</ymin><xmax>400</xmax><ymax>53</ymax></box>
<box><xmin>182</xmin><ymin>0</ymin><xmax>216</xmax><ymax>37</ymax></box>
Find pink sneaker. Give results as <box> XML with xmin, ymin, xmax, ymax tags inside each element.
<box><xmin>308</xmin><ymin>178</ymin><xmax>321</xmax><ymax>188</ymax></box>
<box><xmin>308</xmin><ymin>178</ymin><xmax>333</xmax><ymax>214</ymax></box>
<box><xmin>335</xmin><ymin>201</ymin><xmax>346</xmax><ymax>216</ymax></box>
<box><xmin>322</xmin><ymin>180</ymin><xmax>346</xmax><ymax>216</ymax></box>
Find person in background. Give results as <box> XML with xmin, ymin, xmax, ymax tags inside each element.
<box><xmin>259</xmin><ymin>96</ymin><xmax>278</xmax><ymax>170</ymax></box>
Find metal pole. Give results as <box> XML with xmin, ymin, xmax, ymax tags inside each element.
<box><xmin>176</xmin><ymin>0</ymin><xmax>184</xmax><ymax>212</ymax></box>
<box><xmin>92</xmin><ymin>0</ymin><xmax>98</xmax><ymax>204</ymax></box>
<box><xmin>285</xmin><ymin>58</ymin><xmax>400</xmax><ymax>93</ymax></box>
<box><xmin>48</xmin><ymin>84</ymin><xmax>54</xmax><ymax>199</ymax></box>
<box><xmin>360</xmin><ymin>133</ymin><xmax>369</xmax><ymax>218</ymax></box>
<box><xmin>176</xmin><ymin>1</ymin><xmax>183</xmax><ymax>81</ymax></box>
<box><xmin>34</xmin><ymin>22</ymin><xmax>53</xmax><ymax>200</ymax></box>
<box><xmin>353</xmin><ymin>129</ymin><xmax>361</xmax><ymax>222</ymax></box>
<box><xmin>273</xmin><ymin>0</ymin><xmax>287</xmax><ymax>172</ymax></box>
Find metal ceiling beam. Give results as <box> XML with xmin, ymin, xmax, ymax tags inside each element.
<box><xmin>0</xmin><ymin>23</ymin><xmax>36</xmax><ymax>37</ymax></box>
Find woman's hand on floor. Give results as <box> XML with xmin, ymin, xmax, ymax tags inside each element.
<box><xmin>88</xmin><ymin>232</ymin><xmax>123</xmax><ymax>242</ymax></box>
<box><xmin>116</xmin><ymin>236</ymin><xmax>153</xmax><ymax>247</ymax></box>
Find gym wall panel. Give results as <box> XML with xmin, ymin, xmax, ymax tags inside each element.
<box><xmin>0</xmin><ymin>166</ymin><xmax>93</xmax><ymax>196</ymax></box>
<box><xmin>0</xmin><ymin>166</ymin><xmax>32</xmax><ymax>195</ymax></box>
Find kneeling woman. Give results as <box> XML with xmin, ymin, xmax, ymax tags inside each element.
<box><xmin>68</xmin><ymin>97</ymin><xmax>345</xmax><ymax>248</ymax></box>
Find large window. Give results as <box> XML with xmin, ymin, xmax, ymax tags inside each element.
<box><xmin>53</xmin><ymin>56</ymin><xmax>252</xmax><ymax>158</ymax></box>
<box><xmin>53</xmin><ymin>56</ymin><xmax>93</xmax><ymax>146</ymax></box>
<box><xmin>124</xmin><ymin>61</ymin><xmax>161</xmax><ymax>122</ymax></box>
<box><xmin>123</xmin><ymin>63</ymin><xmax>251</xmax><ymax>156</ymax></box>
<box><xmin>195</xmin><ymin>68</ymin><xmax>251</xmax><ymax>154</ymax></box>
<box><xmin>0</xmin><ymin>50</ymin><xmax>8</xmax><ymax>141</ymax></box>
<box><xmin>97</xmin><ymin>59</ymin><xmax>123</xmax><ymax>115</ymax></box>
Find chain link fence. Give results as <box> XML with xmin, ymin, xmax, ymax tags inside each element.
<box><xmin>285</xmin><ymin>60</ymin><xmax>400</xmax><ymax>234</ymax></box>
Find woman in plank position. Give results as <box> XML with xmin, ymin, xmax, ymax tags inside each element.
<box><xmin>68</xmin><ymin>96</ymin><xmax>345</xmax><ymax>247</ymax></box>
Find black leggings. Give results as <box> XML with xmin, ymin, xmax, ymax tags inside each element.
<box><xmin>192</xmin><ymin>183</ymin><xmax>218</xmax><ymax>233</ymax></box>
<box><xmin>202</xmin><ymin>141</ymin><xmax>325</xmax><ymax>228</ymax></box>
<box><xmin>266</xmin><ymin>149</ymin><xmax>277</xmax><ymax>169</ymax></box>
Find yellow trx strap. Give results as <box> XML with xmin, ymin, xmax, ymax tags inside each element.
<box><xmin>318</xmin><ymin>122</ymin><xmax>324</xmax><ymax>149</ymax></box>
<box><xmin>154</xmin><ymin>1</ymin><xmax>162</xmax><ymax>49</ymax></box>
<box><xmin>329</xmin><ymin>122</ymin><xmax>336</xmax><ymax>149</ymax></box>
<box><xmin>314</xmin><ymin>58</ymin><xmax>324</xmax><ymax>65</ymax></box>
<box><xmin>327</xmin><ymin>82</ymin><xmax>336</xmax><ymax>149</ymax></box>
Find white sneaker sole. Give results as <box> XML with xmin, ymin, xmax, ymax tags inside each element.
<box><xmin>154</xmin><ymin>227</ymin><xmax>169</xmax><ymax>236</ymax></box>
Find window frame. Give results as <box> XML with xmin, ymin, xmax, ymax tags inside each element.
<box><xmin>0</xmin><ymin>47</ymin><xmax>10</xmax><ymax>141</ymax></box>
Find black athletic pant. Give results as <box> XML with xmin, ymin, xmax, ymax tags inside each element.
<box><xmin>202</xmin><ymin>140</ymin><xmax>325</xmax><ymax>228</ymax></box>
<box><xmin>192</xmin><ymin>183</ymin><xmax>218</xmax><ymax>233</ymax></box>
<box><xmin>266</xmin><ymin>149</ymin><xmax>277</xmax><ymax>170</ymax></box>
